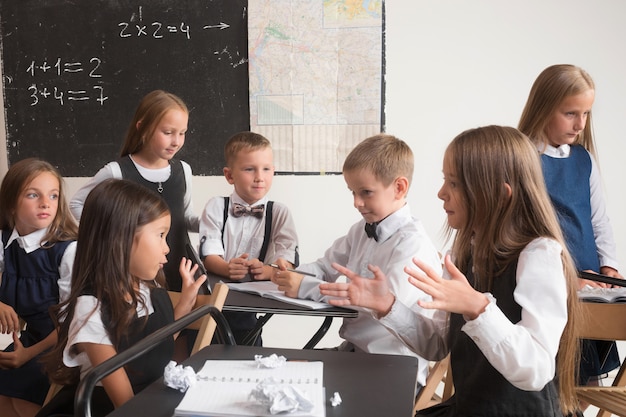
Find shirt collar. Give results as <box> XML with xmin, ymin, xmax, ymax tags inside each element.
<box><xmin>537</xmin><ymin>142</ymin><xmax>570</xmax><ymax>158</ymax></box>
<box><xmin>231</xmin><ymin>191</ymin><xmax>268</xmax><ymax>207</ymax></box>
<box><xmin>373</xmin><ymin>204</ymin><xmax>412</xmax><ymax>242</ymax></box>
<box><xmin>6</xmin><ymin>227</ymin><xmax>48</xmax><ymax>254</ymax></box>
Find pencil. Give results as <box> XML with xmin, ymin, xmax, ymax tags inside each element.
<box><xmin>269</xmin><ymin>263</ymin><xmax>317</xmax><ymax>277</ymax></box>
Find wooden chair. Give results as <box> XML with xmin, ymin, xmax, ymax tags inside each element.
<box><xmin>42</xmin><ymin>283</ymin><xmax>230</xmax><ymax>406</ymax></box>
<box><xmin>414</xmin><ymin>354</ymin><xmax>454</xmax><ymax>412</ymax></box>
<box><xmin>576</xmin><ymin>302</ymin><xmax>626</xmax><ymax>417</ymax></box>
<box><xmin>167</xmin><ymin>282</ymin><xmax>229</xmax><ymax>355</ymax></box>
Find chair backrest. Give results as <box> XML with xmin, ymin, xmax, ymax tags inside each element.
<box><xmin>414</xmin><ymin>354</ymin><xmax>453</xmax><ymax>412</ymax></box>
<box><xmin>576</xmin><ymin>301</ymin><xmax>626</xmax><ymax>417</ymax></box>
<box><xmin>167</xmin><ymin>282</ymin><xmax>230</xmax><ymax>355</ymax></box>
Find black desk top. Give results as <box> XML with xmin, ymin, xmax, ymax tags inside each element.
<box><xmin>210</xmin><ymin>276</ymin><xmax>358</xmax><ymax>318</ymax></box>
<box><xmin>108</xmin><ymin>345</ymin><xmax>418</xmax><ymax>417</ymax></box>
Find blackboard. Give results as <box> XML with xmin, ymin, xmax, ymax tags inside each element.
<box><xmin>0</xmin><ymin>0</ymin><xmax>250</xmax><ymax>176</ymax></box>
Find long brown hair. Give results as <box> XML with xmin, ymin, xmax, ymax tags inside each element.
<box><xmin>120</xmin><ymin>90</ymin><xmax>188</xmax><ymax>156</ymax></box>
<box><xmin>0</xmin><ymin>157</ymin><xmax>77</xmax><ymax>243</ymax></box>
<box><xmin>518</xmin><ymin>64</ymin><xmax>596</xmax><ymax>156</ymax></box>
<box><xmin>44</xmin><ymin>179</ymin><xmax>169</xmax><ymax>385</ymax></box>
<box><xmin>443</xmin><ymin>125</ymin><xmax>581</xmax><ymax>413</ymax></box>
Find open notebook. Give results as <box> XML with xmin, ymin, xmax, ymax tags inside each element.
<box><xmin>174</xmin><ymin>359</ymin><xmax>325</xmax><ymax>417</ymax></box>
<box><xmin>227</xmin><ymin>281</ymin><xmax>332</xmax><ymax>310</ymax></box>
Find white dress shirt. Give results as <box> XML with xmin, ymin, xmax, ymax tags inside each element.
<box><xmin>380</xmin><ymin>237</ymin><xmax>568</xmax><ymax>391</ymax></box>
<box><xmin>199</xmin><ymin>191</ymin><xmax>299</xmax><ymax>271</ymax></box>
<box><xmin>296</xmin><ymin>204</ymin><xmax>442</xmax><ymax>386</ymax></box>
<box><xmin>539</xmin><ymin>143</ymin><xmax>619</xmax><ymax>270</ymax></box>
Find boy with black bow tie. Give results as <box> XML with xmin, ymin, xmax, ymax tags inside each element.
<box><xmin>272</xmin><ymin>134</ymin><xmax>440</xmax><ymax>391</ymax></box>
<box><xmin>199</xmin><ymin>131</ymin><xmax>299</xmax><ymax>344</ymax></box>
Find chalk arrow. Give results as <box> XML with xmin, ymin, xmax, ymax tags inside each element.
<box><xmin>203</xmin><ymin>22</ymin><xmax>230</xmax><ymax>30</ymax></box>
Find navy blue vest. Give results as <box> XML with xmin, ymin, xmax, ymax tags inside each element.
<box><xmin>118</xmin><ymin>156</ymin><xmax>190</xmax><ymax>291</ymax></box>
<box><xmin>0</xmin><ymin>230</ymin><xmax>72</xmax><ymax>340</ymax></box>
<box><xmin>541</xmin><ymin>146</ymin><xmax>599</xmax><ymax>271</ymax></box>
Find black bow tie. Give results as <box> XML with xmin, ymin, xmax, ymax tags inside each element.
<box><xmin>364</xmin><ymin>222</ymin><xmax>378</xmax><ymax>241</ymax></box>
<box><xmin>232</xmin><ymin>203</ymin><xmax>265</xmax><ymax>218</ymax></box>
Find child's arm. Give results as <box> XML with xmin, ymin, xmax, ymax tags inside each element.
<box><xmin>248</xmin><ymin>258</ymin><xmax>294</xmax><ymax>281</ymax></box>
<box><xmin>204</xmin><ymin>253</ymin><xmax>251</xmax><ymax>281</ymax></box>
<box><xmin>0</xmin><ymin>329</ymin><xmax>57</xmax><ymax>369</ymax></box>
<box><xmin>271</xmin><ymin>269</ymin><xmax>305</xmax><ymax>298</ymax></box>
<box><xmin>174</xmin><ymin>258</ymin><xmax>207</xmax><ymax>321</ymax></box>
<box><xmin>80</xmin><ymin>342</ymin><xmax>134</xmax><ymax>408</ymax></box>
<box><xmin>0</xmin><ymin>301</ymin><xmax>20</xmax><ymax>334</ymax></box>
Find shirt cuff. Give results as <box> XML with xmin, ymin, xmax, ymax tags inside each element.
<box><xmin>461</xmin><ymin>293</ymin><xmax>512</xmax><ymax>347</ymax></box>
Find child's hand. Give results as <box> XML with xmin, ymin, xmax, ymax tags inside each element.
<box><xmin>176</xmin><ymin>258</ymin><xmax>207</xmax><ymax>316</ymax></box>
<box><xmin>228</xmin><ymin>254</ymin><xmax>251</xmax><ymax>280</ymax></box>
<box><xmin>0</xmin><ymin>302</ymin><xmax>20</xmax><ymax>334</ymax></box>
<box><xmin>248</xmin><ymin>258</ymin><xmax>271</xmax><ymax>281</ymax></box>
<box><xmin>407</xmin><ymin>255</ymin><xmax>489</xmax><ymax>320</ymax></box>
<box><xmin>579</xmin><ymin>269</ymin><xmax>610</xmax><ymax>289</ymax></box>
<box><xmin>271</xmin><ymin>269</ymin><xmax>304</xmax><ymax>298</ymax></box>
<box><xmin>320</xmin><ymin>263</ymin><xmax>395</xmax><ymax>316</ymax></box>
<box><xmin>0</xmin><ymin>332</ymin><xmax>29</xmax><ymax>369</ymax></box>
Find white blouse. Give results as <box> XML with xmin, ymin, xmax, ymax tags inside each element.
<box><xmin>380</xmin><ymin>237</ymin><xmax>568</xmax><ymax>391</ymax></box>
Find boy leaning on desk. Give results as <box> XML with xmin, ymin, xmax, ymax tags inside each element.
<box><xmin>272</xmin><ymin>133</ymin><xmax>442</xmax><ymax>390</ymax></box>
<box><xmin>198</xmin><ymin>131</ymin><xmax>299</xmax><ymax>346</ymax></box>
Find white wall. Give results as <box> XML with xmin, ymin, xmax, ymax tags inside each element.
<box><xmin>2</xmin><ymin>1</ymin><xmax>626</xmax><ymax>349</ymax></box>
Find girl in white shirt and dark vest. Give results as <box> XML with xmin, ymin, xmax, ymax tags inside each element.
<box><xmin>38</xmin><ymin>179</ymin><xmax>207</xmax><ymax>417</ymax></box>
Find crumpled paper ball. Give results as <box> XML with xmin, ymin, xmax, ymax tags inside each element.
<box><xmin>163</xmin><ymin>361</ymin><xmax>197</xmax><ymax>392</ymax></box>
<box><xmin>249</xmin><ymin>377</ymin><xmax>315</xmax><ymax>415</ymax></box>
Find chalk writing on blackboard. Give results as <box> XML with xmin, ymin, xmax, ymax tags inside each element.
<box><xmin>0</xmin><ymin>0</ymin><xmax>250</xmax><ymax>176</ymax></box>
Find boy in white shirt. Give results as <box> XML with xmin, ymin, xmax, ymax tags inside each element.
<box><xmin>199</xmin><ymin>131</ymin><xmax>299</xmax><ymax>345</ymax></box>
<box><xmin>272</xmin><ymin>134</ymin><xmax>441</xmax><ymax>389</ymax></box>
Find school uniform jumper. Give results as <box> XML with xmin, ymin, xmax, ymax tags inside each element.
<box><xmin>0</xmin><ymin>229</ymin><xmax>74</xmax><ymax>405</ymax></box>
<box><xmin>199</xmin><ymin>192</ymin><xmax>299</xmax><ymax>345</ymax></box>
<box><xmin>118</xmin><ymin>156</ymin><xmax>190</xmax><ymax>291</ymax></box>
<box><xmin>541</xmin><ymin>144</ymin><xmax>620</xmax><ymax>381</ymax></box>
<box><xmin>295</xmin><ymin>204</ymin><xmax>442</xmax><ymax>387</ymax></box>
<box><xmin>380</xmin><ymin>238</ymin><xmax>569</xmax><ymax>416</ymax></box>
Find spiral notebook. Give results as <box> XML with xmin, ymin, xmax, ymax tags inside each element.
<box><xmin>174</xmin><ymin>359</ymin><xmax>325</xmax><ymax>417</ymax></box>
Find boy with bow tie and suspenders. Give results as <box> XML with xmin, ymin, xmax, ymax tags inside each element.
<box><xmin>199</xmin><ymin>131</ymin><xmax>299</xmax><ymax>345</ymax></box>
<box><xmin>271</xmin><ymin>134</ymin><xmax>441</xmax><ymax>391</ymax></box>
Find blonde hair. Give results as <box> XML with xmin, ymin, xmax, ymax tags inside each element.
<box><xmin>343</xmin><ymin>134</ymin><xmax>413</xmax><ymax>186</ymax></box>
<box><xmin>224</xmin><ymin>131</ymin><xmax>271</xmax><ymax>167</ymax></box>
<box><xmin>518</xmin><ymin>64</ymin><xmax>597</xmax><ymax>156</ymax></box>
<box><xmin>120</xmin><ymin>90</ymin><xmax>188</xmax><ymax>156</ymax></box>
<box><xmin>444</xmin><ymin>125</ymin><xmax>581</xmax><ymax>413</ymax></box>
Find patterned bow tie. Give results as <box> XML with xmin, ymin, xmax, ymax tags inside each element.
<box><xmin>364</xmin><ymin>222</ymin><xmax>378</xmax><ymax>241</ymax></box>
<box><xmin>232</xmin><ymin>202</ymin><xmax>265</xmax><ymax>218</ymax></box>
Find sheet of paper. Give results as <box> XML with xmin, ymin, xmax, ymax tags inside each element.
<box><xmin>175</xmin><ymin>360</ymin><xmax>325</xmax><ymax>417</ymax></box>
<box><xmin>227</xmin><ymin>281</ymin><xmax>332</xmax><ymax>310</ymax></box>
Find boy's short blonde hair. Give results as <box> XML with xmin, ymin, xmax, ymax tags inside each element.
<box><xmin>343</xmin><ymin>134</ymin><xmax>414</xmax><ymax>186</ymax></box>
<box><xmin>224</xmin><ymin>131</ymin><xmax>271</xmax><ymax>167</ymax></box>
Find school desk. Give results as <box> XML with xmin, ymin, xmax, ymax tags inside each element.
<box><xmin>208</xmin><ymin>276</ymin><xmax>358</xmax><ymax>348</ymax></box>
<box><xmin>107</xmin><ymin>344</ymin><xmax>419</xmax><ymax>417</ymax></box>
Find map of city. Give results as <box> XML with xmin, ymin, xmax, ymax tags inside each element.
<box><xmin>249</xmin><ymin>0</ymin><xmax>383</xmax><ymax>173</ymax></box>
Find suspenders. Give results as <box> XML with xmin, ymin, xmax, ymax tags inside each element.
<box><xmin>221</xmin><ymin>197</ymin><xmax>274</xmax><ymax>263</ymax></box>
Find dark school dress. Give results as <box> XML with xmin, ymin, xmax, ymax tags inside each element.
<box><xmin>36</xmin><ymin>287</ymin><xmax>175</xmax><ymax>417</ymax></box>
<box><xmin>417</xmin><ymin>260</ymin><xmax>562</xmax><ymax>417</ymax></box>
<box><xmin>118</xmin><ymin>156</ymin><xmax>190</xmax><ymax>291</ymax></box>
<box><xmin>542</xmin><ymin>145</ymin><xmax>620</xmax><ymax>382</ymax></box>
<box><xmin>0</xmin><ymin>230</ymin><xmax>73</xmax><ymax>405</ymax></box>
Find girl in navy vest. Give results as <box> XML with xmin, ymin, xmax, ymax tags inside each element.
<box><xmin>320</xmin><ymin>126</ymin><xmax>582</xmax><ymax>416</ymax></box>
<box><xmin>69</xmin><ymin>90</ymin><xmax>200</xmax><ymax>293</ymax></box>
<box><xmin>38</xmin><ymin>179</ymin><xmax>206</xmax><ymax>417</ymax></box>
<box><xmin>0</xmin><ymin>158</ymin><xmax>78</xmax><ymax>417</ymax></box>
<box><xmin>519</xmin><ymin>64</ymin><xmax>621</xmax><ymax>398</ymax></box>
